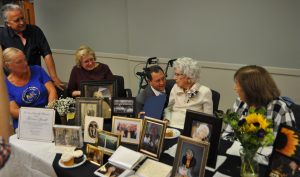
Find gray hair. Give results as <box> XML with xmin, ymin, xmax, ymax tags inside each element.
<box><xmin>1</xmin><ymin>3</ymin><xmax>22</xmax><ymax>23</ymax></box>
<box><xmin>186</xmin><ymin>149</ymin><xmax>194</xmax><ymax>157</ymax></box>
<box><xmin>173</xmin><ymin>57</ymin><xmax>201</xmax><ymax>83</ymax></box>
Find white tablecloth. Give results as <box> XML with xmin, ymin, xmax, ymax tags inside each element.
<box><xmin>0</xmin><ymin>134</ymin><xmax>57</xmax><ymax>177</ymax></box>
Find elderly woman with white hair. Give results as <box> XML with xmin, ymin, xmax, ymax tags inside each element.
<box><xmin>192</xmin><ymin>123</ymin><xmax>210</xmax><ymax>142</ymax></box>
<box><xmin>164</xmin><ymin>57</ymin><xmax>213</xmax><ymax>129</ymax></box>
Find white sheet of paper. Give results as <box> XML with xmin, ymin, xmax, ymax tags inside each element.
<box><xmin>18</xmin><ymin>107</ymin><xmax>55</xmax><ymax>142</ymax></box>
<box><xmin>213</xmin><ymin>171</ymin><xmax>232</xmax><ymax>177</ymax></box>
<box><xmin>163</xmin><ymin>144</ymin><xmax>177</xmax><ymax>157</ymax></box>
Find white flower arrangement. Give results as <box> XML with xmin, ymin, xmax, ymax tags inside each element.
<box><xmin>47</xmin><ymin>97</ymin><xmax>76</xmax><ymax>116</ymax></box>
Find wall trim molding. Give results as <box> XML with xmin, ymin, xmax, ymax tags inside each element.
<box><xmin>52</xmin><ymin>49</ymin><xmax>300</xmax><ymax>77</ymax></box>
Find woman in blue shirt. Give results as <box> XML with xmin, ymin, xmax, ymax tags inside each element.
<box><xmin>3</xmin><ymin>47</ymin><xmax>57</xmax><ymax>129</ymax></box>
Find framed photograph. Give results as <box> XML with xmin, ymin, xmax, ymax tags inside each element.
<box><xmin>75</xmin><ymin>97</ymin><xmax>102</xmax><ymax>129</ymax></box>
<box><xmin>53</xmin><ymin>125</ymin><xmax>83</xmax><ymax>148</ymax></box>
<box><xmin>94</xmin><ymin>162</ymin><xmax>128</xmax><ymax>177</ymax></box>
<box><xmin>112</xmin><ymin>116</ymin><xmax>143</xmax><ymax>144</ymax></box>
<box><xmin>266</xmin><ymin>124</ymin><xmax>300</xmax><ymax>177</ymax></box>
<box><xmin>171</xmin><ymin>135</ymin><xmax>209</xmax><ymax>177</ymax></box>
<box><xmin>84</xmin><ymin>116</ymin><xmax>104</xmax><ymax>143</ymax></box>
<box><xmin>80</xmin><ymin>80</ymin><xmax>117</xmax><ymax>119</ymax></box>
<box><xmin>96</xmin><ymin>130</ymin><xmax>121</xmax><ymax>155</ymax></box>
<box><xmin>112</xmin><ymin>97</ymin><xmax>135</xmax><ymax>116</ymax></box>
<box><xmin>86</xmin><ymin>144</ymin><xmax>104</xmax><ymax>166</ymax></box>
<box><xmin>183</xmin><ymin>109</ymin><xmax>222</xmax><ymax>168</ymax></box>
<box><xmin>138</xmin><ymin>116</ymin><xmax>167</xmax><ymax>160</ymax></box>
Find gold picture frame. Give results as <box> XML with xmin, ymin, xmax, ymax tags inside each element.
<box><xmin>138</xmin><ymin>116</ymin><xmax>167</xmax><ymax>160</ymax></box>
<box><xmin>96</xmin><ymin>130</ymin><xmax>121</xmax><ymax>155</ymax></box>
<box><xmin>171</xmin><ymin>135</ymin><xmax>210</xmax><ymax>177</ymax></box>
<box><xmin>86</xmin><ymin>144</ymin><xmax>104</xmax><ymax>166</ymax></box>
<box><xmin>112</xmin><ymin>116</ymin><xmax>143</xmax><ymax>144</ymax></box>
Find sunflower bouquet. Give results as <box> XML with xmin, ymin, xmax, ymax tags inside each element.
<box><xmin>220</xmin><ymin>107</ymin><xmax>275</xmax><ymax>176</ymax></box>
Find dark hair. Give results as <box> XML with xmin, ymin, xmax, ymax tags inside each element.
<box><xmin>145</xmin><ymin>65</ymin><xmax>164</xmax><ymax>81</ymax></box>
<box><xmin>234</xmin><ymin>65</ymin><xmax>280</xmax><ymax>107</ymax></box>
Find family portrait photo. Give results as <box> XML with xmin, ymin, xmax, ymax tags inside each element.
<box><xmin>112</xmin><ymin>116</ymin><xmax>142</xmax><ymax>144</ymax></box>
<box><xmin>112</xmin><ymin>98</ymin><xmax>135</xmax><ymax>116</ymax></box>
<box><xmin>139</xmin><ymin>117</ymin><xmax>167</xmax><ymax>159</ymax></box>
<box><xmin>53</xmin><ymin>125</ymin><xmax>83</xmax><ymax>148</ymax></box>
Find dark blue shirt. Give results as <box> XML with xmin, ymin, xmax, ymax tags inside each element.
<box><xmin>0</xmin><ymin>25</ymin><xmax>52</xmax><ymax>66</ymax></box>
<box><xmin>5</xmin><ymin>66</ymin><xmax>51</xmax><ymax>129</ymax></box>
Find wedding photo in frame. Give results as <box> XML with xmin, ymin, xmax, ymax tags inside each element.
<box><xmin>266</xmin><ymin>124</ymin><xmax>300</xmax><ymax>177</ymax></box>
<box><xmin>75</xmin><ymin>97</ymin><xmax>102</xmax><ymax>129</ymax></box>
<box><xmin>112</xmin><ymin>97</ymin><xmax>135</xmax><ymax>117</ymax></box>
<box><xmin>138</xmin><ymin>116</ymin><xmax>167</xmax><ymax>160</ymax></box>
<box><xmin>183</xmin><ymin>109</ymin><xmax>222</xmax><ymax>168</ymax></box>
<box><xmin>84</xmin><ymin>116</ymin><xmax>104</xmax><ymax>143</ymax></box>
<box><xmin>96</xmin><ymin>130</ymin><xmax>121</xmax><ymax>155</ymax></box>
<box><xmin>172</xmin><ymin>136</ymin><xmax>209</xmax><ymax>177</ymax></box>
<box><xmin>86</xmin><ymin>144</ymin><xmax>104</xmax><ymax>166</ymax></box>
<box><xmin>80</xmin><ymin>80</ymin><xmax>117</xmax><ymax>119</ymax></box>
<box><xmin>112</xmin><ymin>116</ymin><xmax>143</xmax><ymax>144</ymax></box>
<box><xmin>53</xmin><ymin>125</ymin><xmax>83</xmax><ymax>148</ymax></box>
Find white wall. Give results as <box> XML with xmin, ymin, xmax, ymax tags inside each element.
<box><xmin>35</xmin><ymin>1</ymin><xmax>300</xmax><ymax>111</ymax></box>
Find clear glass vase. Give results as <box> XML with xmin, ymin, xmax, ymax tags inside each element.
<box><xmin>239</xmin><ymin>148</ymin><xmax>259</xmax><ymax>177</ymax></box>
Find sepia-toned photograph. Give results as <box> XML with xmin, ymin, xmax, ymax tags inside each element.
<box><xmin>112</xmin><ymin>116</ymin><xmax>142</xmax><ymax>144</ymax></box>
<box><xmin>112</xmin><ymin>98</ymin><xmax>135</xmax><ymax>116</ymax></box>
<box><xmin>139</xmin><ymin>117</ymin><xmax>167</xmax><ymax>160</ymax></box>
<box><xmin>84</xmin><ymin>116</ymin><xmax>104</xmax><ymax>143</ymax></box>
<box><xmin>80</xmin><ymin>80</ymin><xmax>117</xmax><ymax>119</ymax></box>
<box><xmin>172</xmin><ymin>136</ymin><xmax>209</xmax><ymax>177</ymax></box>
<box><xmin>97</xmin><ymin>130</ymin><xmax>120</xmax><ymax>155</ymax></box>
<box><xmin>183</xmin><ymin>109</ymin><xmax>222</xmax><ymax>168</ymax></box>
<box><xmin>94</xmin><ymin>162</ymin><xmax>125</xmax><ymax>177</ymax></box>
<box><xmin>86</xmin><ymin>144</ymin><xmax>104</xmax><ymax>166</ymax></box>
<box><xmin>75</xmin><ymin>97</ymin><xmax>102</xmax><ymax>129</ymax></box>
<box><xmin>53</xmin><ymin>125</ymin><xmax>83</xmax><ymax>148</ymax></box>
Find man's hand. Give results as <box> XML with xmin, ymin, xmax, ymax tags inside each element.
<box><xmin>52</xmin><ymin>77</ymin><xmax>65</xmax><ymax>90</ymax></box>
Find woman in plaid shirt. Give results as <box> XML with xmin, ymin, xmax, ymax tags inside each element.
<box><xmin>0</xmin><ymin>46</ymin><xmax>13</xmax><ymax>169</ymax></box>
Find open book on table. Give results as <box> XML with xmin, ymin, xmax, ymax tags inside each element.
<box><xmin>130</xmin><ymin>158</ymin><xmax>172</xmax><ymax>177</ymax></box>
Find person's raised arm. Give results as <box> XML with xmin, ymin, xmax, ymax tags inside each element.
<box><xmin>0</xmin><ymin>50</ymin><xmax>13</xmax><ymax>142</ymax></box>
<box><xmin>44</xmin><ymin>54</ymin><xmax>64</xmax><ymax>90</ymax></box>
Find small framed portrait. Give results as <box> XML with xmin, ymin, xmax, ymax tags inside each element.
<box><xmin>75</xmin><ymin>97</ymin><xmax>102</xmax><ymax>129</ymax></box>
<box><xmin>183</xmin><ymin>109</ymin><xmax>222</xmax><ymax>168</ymax></box>
<box><xmin>53</xmin><ymin>125</ymin><xmax>83</xmax><ymax>148</ymax></box>
<box><xmin>86</xmin><ymin>144</ymin><xmax>104</xmax><ymax>166</ymax></box>
<box><xmin>96</xmin><ymin>130</ymin><xmax>120</xmax><ymax>155</ymax></box>
<box><xmin>80</xmin><ymin>80</ymin><xmax>117</xmax><ymax>119</ymax></box>
<box><xmin>138</xmin><ymin>116</ymin><xmax>167</xmax><ymax>160</ymax></box>
<box><xmin>171</xmin><ymin>135</ymin><xmax>209</xmax><ymax>177</ymax></box>
<box><xmin>266</xmin><ymin>124</ymin><xmax>300</xmax><ymax>177</ymax></box>
<box><xmin>84</xmin><ymin>116</ymin><xmax>104</xmax><ymax>143</ymax></box>
<box><xmin>112</xmin><ymin>116</ymin><xmax>143</xmax><ymax>144</ymax></box>
<box><xmin>112</xmin><ymin>97</ymin><xmax>135</xmax><ymax>117</ymax></box>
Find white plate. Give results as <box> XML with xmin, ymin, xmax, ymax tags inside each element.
<box><xmin>165</xmin><ymin>128</ymin><xmax>181</xmax><ymax>139</ymax></box>
<box><xmin>59</xmin><ymin>155</ymin><xmax>87</xmax><ymax>168</ymax></box>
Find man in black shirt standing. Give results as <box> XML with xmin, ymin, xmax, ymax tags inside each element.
<box><xmin>0</xmin><ymin>3</ymin><xmax>64</xmax><ymax>90</ymax></box>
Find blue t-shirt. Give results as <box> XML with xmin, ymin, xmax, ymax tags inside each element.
<box><xmin>5</xmin><ymin>65</ymin><xmax>51</xmax><ymax>129</ymax></box>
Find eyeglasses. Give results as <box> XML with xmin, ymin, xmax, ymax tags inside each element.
<box><xmin>174</xmin><ymin>73</ymin><xmax>184</xmax><ymax>77</ymax></box>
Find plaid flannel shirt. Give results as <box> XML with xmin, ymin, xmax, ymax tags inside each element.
<box><xmin>227</xmin><ymin>97</ymin><xmax>296</xmax><ymax>137</ymax></box>
<box><xmin>0</xmin><ymin>137</ymin><xmax>11</xmax><ymax>169</ymax></box>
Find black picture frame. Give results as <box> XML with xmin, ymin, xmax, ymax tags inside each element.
<box><xmin>75</xmin><ymin>97</ymin><xmax>102</xmax><ymax>129</ymax></box>
<box><xmin>183</xmin><ymin>109</ymin><xmax>222</xmax><ymax>168</ymax></box>
<box><xmin>80</xmin><ymin>80</ymin><xmax>117</xmax><ymax>119</ymax></box>
<box><xmin>266</xmin><ymin>124</ymin><xmax>300</xmax><ymax>177</ymax></box>
<box><xmin>112</xmin><ymin>97</ymin><xmax>135</xmax><ymax>116</ymax></box>
<box><xmin>171</xmin><ymin>135</ymin><xmax>209</xmax><ymax>177</ymax></box>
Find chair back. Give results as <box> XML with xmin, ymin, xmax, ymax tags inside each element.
<box><xmin>113</xmin><ymin>75</ymin><xmax>132</xmax><ymax>97</ymax></box>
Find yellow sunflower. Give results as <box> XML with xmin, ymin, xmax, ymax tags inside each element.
<box><xmin>245</xmin><ymin>113</ymin><xmax>269</xmax><ymax>130</ymax></box>
<box><xmin>276</xmin><ymin>127</ymin><xmax>299</xmax><ymax>157</ymax></box>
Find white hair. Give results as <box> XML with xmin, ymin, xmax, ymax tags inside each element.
<box><xmin>196</xmin><ymin>124</ymin><xmax>209</xmax><ymax>137</ymax></box>
<box><xmin>173</xmin><ymin>57</ymin><xmax>201</xmax><ymax>83</ymax></box>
